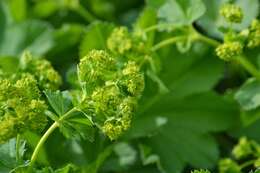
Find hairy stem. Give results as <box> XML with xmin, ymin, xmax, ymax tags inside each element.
<box><xmin>29</xmin><ymin>107</ymin><xmax>77</xmax><ymax>169</ymax></box>
<box><xmin>151</xmin><ymin>36</ymin><xmax>187</xmax><ymax>51</ymax></box>
<box><xmin>236</xmin><ymin>56</ymin><xmax>260</xmax><ymax>80</ymax></box>
<box><xmin>239</xmin><ymin>159</ymin><xmax>255</xmax><ymax>169</ymax></box>
<box><xmin>16</xmin><ymin>134</ymin><xmax>21</xmax><ymax>163</ymax></box>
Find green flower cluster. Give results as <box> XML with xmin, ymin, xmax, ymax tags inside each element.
<box><xmin>107</xmin><ymin>26</ymin><xmax>147</xmax><ymax>57</ymax></box>
<box><xmin>0</xmin><ymin>74</ymin><xmax>47</xmax><ymax>144</ymax></box>
<box><xmin>191</xmin><ymin>170</ymin><xmax>211</xmax><ymax>173</ymax></box>
<box><xmin>216</xmin><ymin>4</ymin><xmax>260</xmax><ymax>61</ymax></box>
<box><xmin>216</xmin><ymin>42</ymin><xmax>243</xmax><ymax>61</ymax></box>
<box><xmin>20</xmin><ymin>51</ymin><xmax>62</xmax><ymax>90</ymax></box>
<box><xmin>107</xmin><ymin>27</ymin><xmax>132</xmax><ymax>55</ymax></box>
<box><xmin>219</xmin><ymin>137</ymin><xmax>260</xmax><ymax>173</ymax></box>
<box><xmin>220</xmin><ymin>3</ymin><xmax>243</xmax><ymax>23</ymax></box>
<box><xmin>78</xmin><ymin>50</ymin><xmax>144</xmax><ymax>140</ymax></box>
<box><xmin>246</xmin><ymin>19</ymin><xmax>260</xmax><ymax>48</ymax></box>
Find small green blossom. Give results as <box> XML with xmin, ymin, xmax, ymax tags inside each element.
<box><xmin>107</xmin><ymin>27</ymin><xmax>132</xmax><ymax>54</ymax></box>
<box><xmin>216</xmin><ymin>42</ymin><xmax>243</xmax><ymax>61</ymax></box>
<box><xmin>0</xmin><ymin>74</ymin><xmax>47</xmax><ymax>143</ymax></box>
<box><xmin>219</xmin><ymin>158</ymin><xmax>241</xmax><ymax>173</ymax></box>
<box><xmin>220</xmin><ymin>4</ymin><xmax>243</xmax><ymax>23</ymax></box>
<box><xmin>232</xmin><ymin>137</ymin><xmax>253</xmax><ymax>159</ymax></box>
<box><xmin>20</xmin><ymin>51</ymin><xmax>62</xmax><ymax>90</ymax></box>
<box><xmin>119</xmin><ymin>61</ymin><xmax>145</xmax><ymax>97</ymax></box>
<box><xmin>191</xmin><ymin>170</ymin><xmax>211</xmax><ymax>173</ymax></box>
<box><xmin>78</xmin><ymin>50</ymin><xmax>116</xmax><ymax>90</ymax></box>
<box><xmin>247</xmin><ymin>19</ymin><xmax>260</xmax><ymax>48</ymax></box>
<box><xmin>91</xmin><ymin>85</ymin><xmax>121</xmax><ymax>117</ymax></box>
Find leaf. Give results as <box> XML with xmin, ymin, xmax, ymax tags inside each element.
<box><xmin>130</xmin><ymin>92</ymin><xmax>239</xmax><ymax>173</ymax></box>
<box><xmin>126</xmin><ymin>44</ymin><xmax>238</xmax><ymax>172</ymax></box>
<box><xmin>84</xmin><ymin>146</ymin><xmax>113</xmax><ymax>173</ymax></box>
<box><xmin>157</xmin><ymin>0</ymin><xmax>206</xmax><ymax>26</ymax></box>
<box><xmin>0</xmin><ymin>139</ymin><xmax>27</xmax><ymax>173</ymax></box>
<box><xmin>235</xmin><ymin>78</ymin><xmax>260</xmax><ymax>111</ymax></box>
<box><xmin>114</xmin><ymin>142</ymin><xmax>137</xmax><ymax>167</ymax></box>
<box><xmin>60</xmin><ymin>115</ymin><xmax>95</xmax><ymax>141</ymax></box>
<box><xmin>54</xmin><ymin>164</ymin><xmax>79</xmax><ymax>173</ymax></box>
<box><xmin>0</xmin><ymin>20</ymin><xmax>54</xmax><ymax>57</ymax></box>
<box><xmin>8</xmin><ymin>0</ymin><xmax>27</xmax><ymax>22</ymax></box>
<box><xmin>0</xmin><ymin>56</ymin><xmax>19</xmax><ymax>74</ymax></box>
<box><xmin>44</xmin><ymin>90</ymin><xmax>73</xmax><ymax>117</ymax></box>
<box><xmin>79</xmin><ymin>22</ymin><xmax>114</xmax><ymax>58</ymax></box>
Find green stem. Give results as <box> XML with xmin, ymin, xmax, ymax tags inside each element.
<box><xmin>239</xmin><ymin>159</ymin><xmax>255</xmax><ymax>169</ymax></box>
<box><xmin>29</xmin><ymin>107</ymin><xmax>77</xmax><ymax>168</ymax></box>
<box><xmin>16</xmin><ymin>134</ymin><xmax>21</xmax><ymax>163</ymax></box>
<box><xmin>236</xmin><ymin>56</ymin><xmax>260</xmax><ymax>80</ymax></box>
<box><xmin>191</xmin><ymin>27</ymin><xmax>220</xmax><ymax>47</ymax></box>
<box><xmin>151</xmin><ymin>36</ymin><xmax>187</xmax><ymax>51</ymax></box>
<box><xmin>74</xmin><ymin>4</ymin><xmax>97</xmax><ymax>23</ymax></box>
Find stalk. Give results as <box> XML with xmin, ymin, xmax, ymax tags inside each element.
<box><xmin>29</xmin><ymin>107</ymin><xmax>77</xmax><ymax>169</ymax></box>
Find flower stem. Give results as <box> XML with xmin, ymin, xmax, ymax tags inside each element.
<box><xmin>236</xmin><ymin>56</ymin><xmax>260</xmax><ymax>80</ymax></box>
<box><xmin>151</xmin><ymin>36</ymin><xmax>187</xmax><ymax>51</ymax></box>
<box><xmin>29</xmin><ymin>107</ymin><xmax>77</xmax><ymax>169</ymax></box>
<box><xmin>16</xmin><ymin>134</ymin><xmax>21</xmax><ymax>163</ymax></box>
<box><xmin>239</xmin><ymin>159</ymin><xmax>255</xmax><ymax>169</ymax></box>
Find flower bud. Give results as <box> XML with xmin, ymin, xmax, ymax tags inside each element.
<box><xmin>102</xmin><ymin>117</ymin><xmax>125</xmax><ymax>140</ymax></box>
<box><xmin>78</xmin><ymin>50</ymin><xmax>116</xmax><ymax>90</ymax></box>
<box><xmin>219</xmin><ymin>158</ymin><xmax>241</xmax><ymax>173</ymax></box>
<box><xmin>220</xmin><ymin>4</ymin><xmax>243</xmax><ymax>23</ymax></box>
<box><xmin>107</xmin><ymin>27</ymin><xmax>132</xmax><ymax>54</ymax></box>
<box><xmin>20</xmin><ymin>52</ymin><xmax>62</xmax><ymax>90</ymax></box>
<box><xmin>232</xmin><ymin>137</ymin><xmax>252</xmax><ymax>159</ymax></box>
<box><xmin>0</xmin><ymin>74</ymin><xmax>47</xmax><ymax>144</ymax></box>
<box><xmin>119</xmin><ymin>61</ymin><xmax>144</xmax><ymax>97</ymax></box>
<box><xmin>247</xmin><ymin>19</ymin><xmax>260</xmax><ymax>48</ymax></box>
<box><xmin>216</xmin><ymin>42</ymin><xmax>243</xmax><ymax>61</ymax></box>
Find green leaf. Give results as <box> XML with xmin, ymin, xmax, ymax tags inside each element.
<box><xmin>79</xmin><ymin>22</ymin><xmax>114</xmax><ymax>58</ymax></box>
<box><xmin>60</xmin><ymin>115</ymin><xmax>95</xmax><ymax>141</ymax></box>
<box><xmin>130</xmin><ymin>92</ymin><xmax>239</xmax><ymax>173</ymax></box>
<box><xmin>157</xmin><ymin>0</ymin><xmax>206</xmax><ymax>26</ymax></box>
<box><xmin>0</xmin><ymin>139</ymin><xmax>27</xmax><ymax>172</ymax></box>
<box><xmin>0</xmin><ymin>56</ymin><xmax>19</xmax><ymax>74</ymax></box>
<box><xmin>235</xmin><ymin>78</ymin><xmax>260</xmax><ymax>111</ymax></box>
<box><xmin>85</xmin><ymin>146</ymin><xmax>113</xmax><ymax>173</ymax></box>
<box><xmin>44</xmin><ymin>90</ymin><xmax>73</xmax><ymax>117</ymax></box>
<box><xmin>8</xmin><ymin>0</ymin><xmax>27</xmax><ymax>22</ymax></box>
<box><xmin>54</xmin><ymin>164</ymin><xmax>79</xmax><ymax>173</ymax></box>
<box><xmin>114</xmin><ymin>142</ymin><xmax>137</xmax><ymax>167</ymax></box>
<box><xmin>0</xmin><ymin>20</ymin><xmax>54</xmax><ymax>57</ymax></box>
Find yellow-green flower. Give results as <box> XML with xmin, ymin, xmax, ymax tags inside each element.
<box><xmin>220</xmin><ymin>4</ymin><xmax>243</xmax><ymax>23</ymax></box>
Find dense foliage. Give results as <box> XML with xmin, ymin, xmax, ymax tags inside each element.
<box><xmin>0</xmin><ymin>0</ymin><xmax>260</xmax><ymax>173</ymax></box>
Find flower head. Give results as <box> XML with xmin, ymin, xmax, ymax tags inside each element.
<box><xmin>232</xmin><ymin>137</ymin><xmax>253</xmax><ymax>159</ymax></box>
<box><xmin>78</xmin><ymin>50</ymin><xmax>116</xmax><ymax>91</ymax></box>
<box><xmin>20</xmin><ymin>51</ymin><xmax>62</xmax><ymax>90</ymax></box>
<box><xmin>107</xmin><ymin>27</ymin><xmax>132</xmax><ymax>54</ymax></box>
<box><xmin>220</xmin><ymin>4</ymin><xmax>243</xmax><ymax>23</ymax></box>
<box><xmin>0</xmin><ymin>74</ymin><xmax>47</xmax><ymax>143</ymax></box>
<box><xmin>216</xmin><ymin>42</ymin><xmax>243</xmax><ymax>61</ymax></box>
<box><xmin>219</xmin><ymin>158</ymin><xmax>241</xmax><ymax>173</ymax></box>
<box><xmin>247</xmin><ymin>19</ymin><xmax>260</xmax><ymax>48</ymax></box>
<box><xmin>118</xmin><ymin>61</ymin><xmax>144</xmax><ymax>97</ymax></box>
